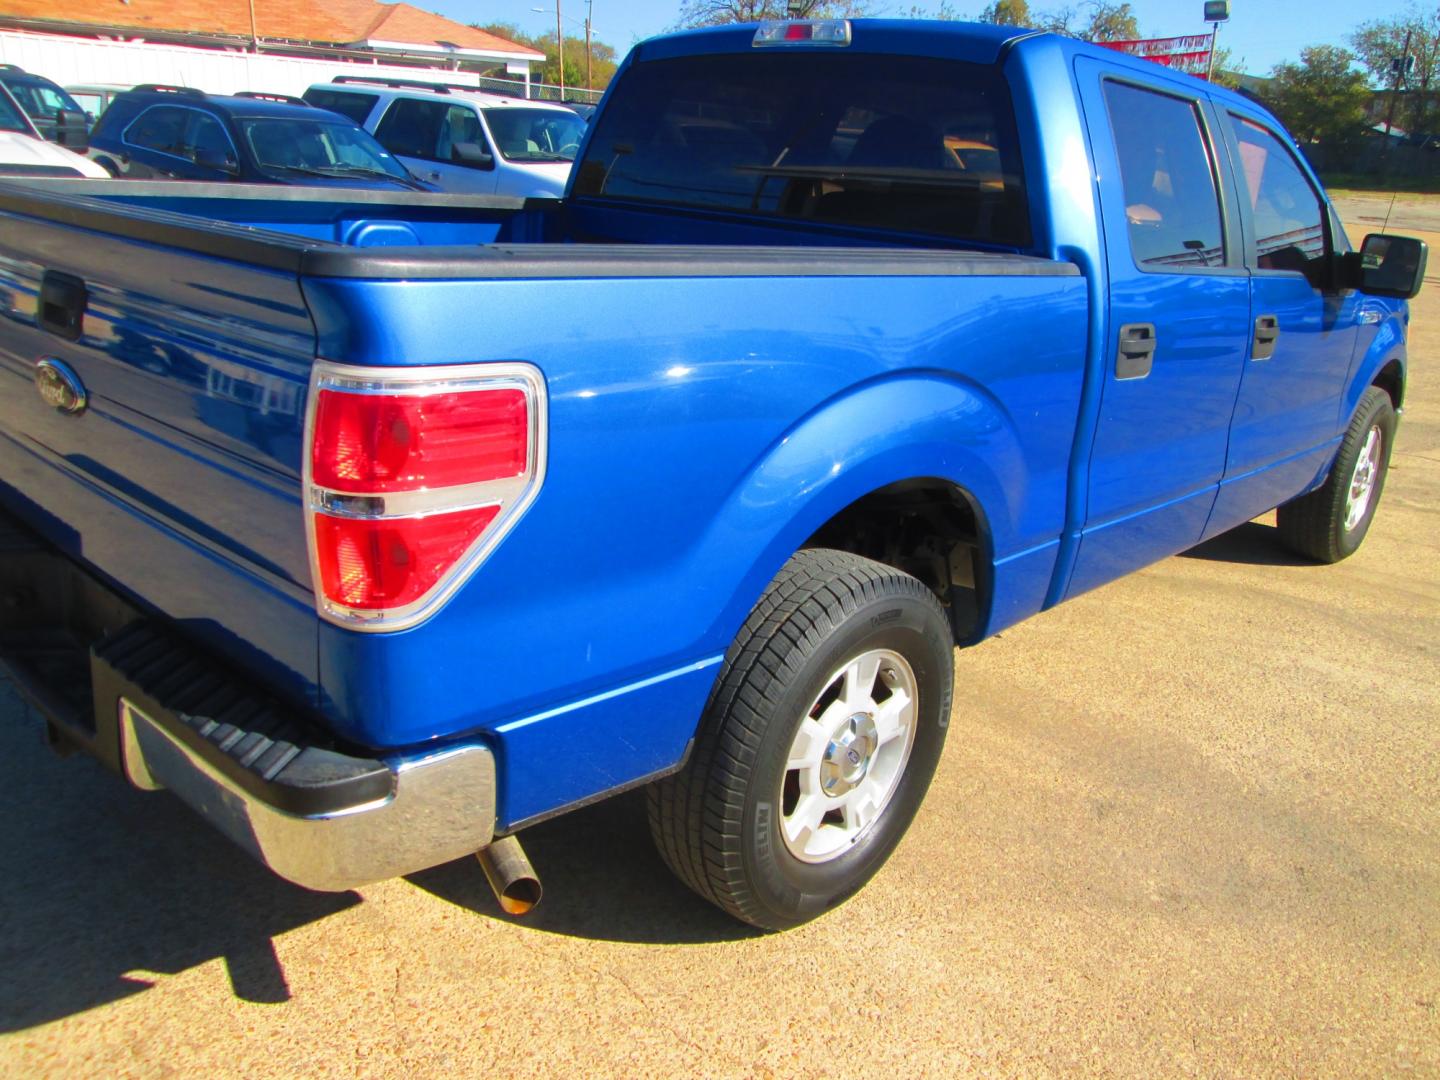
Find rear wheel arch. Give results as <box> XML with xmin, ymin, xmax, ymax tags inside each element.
<box><xmin>801</xmin><ymin>476</ymin><xmax>992</xmax><ymax>644</ymax></box>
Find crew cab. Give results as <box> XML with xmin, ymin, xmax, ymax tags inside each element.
<box><xmin>0</xmin><ymin>20</ymin><xmax>1423</xmax><ymax>930</ymax></box>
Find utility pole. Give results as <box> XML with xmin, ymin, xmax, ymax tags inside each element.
<box><xmin>557</xmin><ymin>2</ymin><xmax>566</xmax><ymax>99</ymax></box>
<box><xmin>585</xmin><ymin>0</ymin><xmax>593</xmax><ymax>92</ymax></box>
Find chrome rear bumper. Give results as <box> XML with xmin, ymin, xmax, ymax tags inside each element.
<box><xmin>119</xmin><ymin>697</ymin><xmax>496</xmax><ymax>892</ymax></box>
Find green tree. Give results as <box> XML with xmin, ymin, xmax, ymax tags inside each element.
<box><xmin>475</xmin><ymin>21</ymin><xmax>618</xmax><ymax>92</ymax></box>
<box><xmin>1351</xmin><ymin>7</ymin><xmax>1440</xmax><ymax>135</ymax></box>
<box><xmin>1262</xmin><ymin>45</ymin><xmax>1371</xmax><ymax>148</ymax></box>
<box><xmin>1209</xmin><ymin>45</ymin><xmax>1244</xmax><ymax>90</ymax></box>
<box><xmin>1083</xmin><ymin>1</ymin><xmax>1137</xmax><ymax>42</ymax></box>
<box><xmin>977</xmin><ymin>0</ymin><xmax>1032</xmax><ymax>25</ymax></box>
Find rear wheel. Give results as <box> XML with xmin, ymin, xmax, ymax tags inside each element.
<box><xmin>1277</xmin><ymin>386</ymin><xmax>1396</xmax><ymax>563</ymax></box>
<box><xmin>648</xmin><ymin>548</ymin><xmax>954</xmax><ymax>930</ymax></box>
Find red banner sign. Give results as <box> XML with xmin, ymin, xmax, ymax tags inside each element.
<box><xmin>1099</xmin><ymin>35</ymin><xmax>1213</xmax><ymax>78</ymax></box>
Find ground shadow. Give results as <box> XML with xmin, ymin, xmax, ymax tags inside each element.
<box><xmin>406</xmin><ymin>789</ymin><xmax>764</xmax><ymax>946</ymax></box>
<box><xmin>1179</xmin><ymin>522</ymin><xmax>1315</xmax><ymax>567</ymax></box>
<box><xmin>0</xmin><ymin>683</ymin><xmax>359</xmax><ymax>1033</ymax></box>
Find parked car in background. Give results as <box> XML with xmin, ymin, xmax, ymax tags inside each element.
<box><xmin>0</xmin><ymin>82</ymin><xmax>107</xmax><ymax>177</ymax></box>
<box><xmin>87</xmin><ymin>85</ymin><xmax>432</xmax><ymax>190</ymax></box>
<box><xmin>303</xmin><ymin>76</ymin><xmax>585</xmax><ymax>195</ymax></box>
<box><xmin>65</xmin><ymin>83</ymin><xmax>131</xmax><ymax>124</ymax></box>
<box><xmin>0</xmin><ymin>64</ymin><xmax>89</xmax><ymax>147</ymax></box>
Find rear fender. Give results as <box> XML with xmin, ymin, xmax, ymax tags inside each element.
<box><xmin>692</xmin><ymin>372</ymin><xmax>1024</xmax><ymax>648</ymax></box>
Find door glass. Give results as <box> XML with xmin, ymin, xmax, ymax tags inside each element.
<box><xmin>437</xmin><ymin>105</ymin><xmax>487</xmax><ymax>163</ymax></box>
<box><xmin>1228</xmin><ymin>115</ymin><xmax>1327</xmax><ymax>274</ymax></box>
<box><xmin>1103</xmin><ymin>81</ymin><xmax>1225</xmax><ymax>270</ymax></box>
<box><xmin>373</xmin><ymin>98</ymin><xmax>450</xmax><ymax>161</ymax></box>
<box><xmin>125</xmin><ymin>106</ymin><xmax>189</xmax><ymax>156</ymax></box>
<box><xmin>184</xmin><ymin>112</ymin><xmax>234</xmax><ymax>168</ymax></box>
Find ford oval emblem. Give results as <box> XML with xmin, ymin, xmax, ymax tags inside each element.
<box><xmin>34</xmin><ymin>358</ymin><xmax>86</xmax><ymax>415</ymax></box>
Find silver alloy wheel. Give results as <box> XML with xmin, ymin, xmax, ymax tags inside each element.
<box><xmin>779</xmin><ymin>648</ymin><xmax>918</xmax><ymax>864</ymax></box>
<box><xmin>1344</xmin><ymin>425</ymin><xmax>1383</xmax><ymax>532</ymax></box>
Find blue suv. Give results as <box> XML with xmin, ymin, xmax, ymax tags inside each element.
<box><xmin>87</xmin><ymin>85</ymin><xmax>431</xmax><ymax>190</ymax></box>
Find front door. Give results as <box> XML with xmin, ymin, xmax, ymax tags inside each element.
<box><xmin>1066</xmin><ymin>64</ymin><xmax>1252</xmax><ymax>598</ymax></box>
<box><xmin>1201</xmin><ymin>109</ymin><xmax>1362</xmax><ymax>537</ymax></box>
<box><xmin>373</xmin><ymin>98</ymin><xmax>498</xmax><ymax>194</ymax></box>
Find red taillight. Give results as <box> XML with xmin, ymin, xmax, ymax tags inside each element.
<box><xmin>311</xmin><ymin>388</ymin><xmax>528</xmax><ymax>493</ymax></box>
<box><xmin>304</xmin><ymin>363</ymin><xmax>545</xmax><ymax>630</ymax></box>
<box><xmin>315</xmin><ymin>506</ymin><xmax>502</xmax><ymax>610</ymax></box>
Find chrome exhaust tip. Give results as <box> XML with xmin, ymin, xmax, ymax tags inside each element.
<box><xmin>475</xmin><ymin>834</ymin><xmax>542</xmax><ymax>916</ymax></box>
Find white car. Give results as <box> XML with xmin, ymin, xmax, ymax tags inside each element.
<box><xmin>302</xmin><ymin>77</ymin><xmax>586</xmax><ymax>197</ymax></box>
<box><xmin>0</xmin><ymin>84</ymin><xmax>108</xmax><ymax>178</ymax></box>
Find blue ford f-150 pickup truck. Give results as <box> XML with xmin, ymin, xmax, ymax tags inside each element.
<box><xmin>0</xmin><ymin>20</ymin><xmax>1424</xmax><ymax>930</ymax></box>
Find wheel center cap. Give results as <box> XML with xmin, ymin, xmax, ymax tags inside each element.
<box><xmin>820</xmin><ymin>713</ymin><xmax>878</xmax><ymax>796</ymax></box>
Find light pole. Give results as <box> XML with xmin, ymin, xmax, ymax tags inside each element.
<box><xmin>1203</xmin><ymin>0</ymin><xmax>1230</xmax><ymax>82</ymax></box>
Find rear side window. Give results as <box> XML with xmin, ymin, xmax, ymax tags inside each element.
<box><xmin>125</xmin><ymin>106</ymin><xmax>190</xmax><ymax>156</ymax></box>
<box><xmin>304</xmin><ymin>89</ymin><xmax>379</xmax><ymax>126</ymax></box>
<box><xmin>574</xmin><ymin>53</ymin><xmax>1029</xmax><ymax>247</ymax></box>
<box><xmin>1103</xmin><ymin>81</ymin><xmax>1225</xmax><ymax>270</ymax></box>
<box><xmin>1227</xmin><ymin>115</ymin><xmax>1327</xmax><ymax>273</ymax></box>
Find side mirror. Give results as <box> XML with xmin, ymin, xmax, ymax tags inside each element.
<box><xmin>1352</xmin><ymin>233</ymin><xmax>1428</xmax><ymax>299</ymax></box>
<box><xmin>192</xmin><ymin>146</ymin><xmax>238</xmax><ymax>174</ymax></box>
<box><xmin>451</xmin><ymin>141</ymin><xmax>494</xmax><ymax>170</ymax></box>
<box><xmin>54</xmin><ymin>109</ymin><xmax>89</xmax><ymax>151</ymax></box>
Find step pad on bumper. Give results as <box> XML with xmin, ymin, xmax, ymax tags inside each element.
<box><xmin>93</xmin><ymin>624</ymin><xmax>394</xmax><ymax>816</ymax></box>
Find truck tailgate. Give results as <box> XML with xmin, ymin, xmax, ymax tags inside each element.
<box><xmin>0</xmin><ymin>199</ymin><xmax>319</xmax><ymax>705</ymax></box>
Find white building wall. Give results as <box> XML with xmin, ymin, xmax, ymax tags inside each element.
<box><xmin>0</xmin><ymin>29</ymin><xmax>510</xmax><ymax>98</ymax></box>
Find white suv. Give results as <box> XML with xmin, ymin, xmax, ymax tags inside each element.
<box><xmin>303</xmin><ymin>78</ymin><xmax>587</xmax><ymax>197</ymax></box>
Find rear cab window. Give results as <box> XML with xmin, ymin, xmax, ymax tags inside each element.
<box><xmin>573</xmin><ymin>52</ymin><xmax>1030</xmax><ymax>248</ymax></box>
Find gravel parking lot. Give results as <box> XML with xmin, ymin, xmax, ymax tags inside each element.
<box><xmin>1</xmin><ymin>212</ymin><xmax>1436</xmax><ymax>1078</ymax></box>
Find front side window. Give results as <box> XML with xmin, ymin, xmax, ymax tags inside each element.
<box><xmin>1228</xmin><ymin>115</ymin><xmax>1327</xmax><ymax>274</ymax></box>
<box><xmin>1103</xmin><ymin>81</ymin><xmax>1225</xmax><ymax>270</ymax></box>
<box><xmin>184</xmin><ymin>112</ymin><xmax>236</xmax><ymax>169</ymax></box>
<box><xmin>483</xmin><ymin>108</ymin><xmax>586</xmax><ymax>162</ymax></box>
<box><xmin>574</xmin><ymin>53</ymin><xmax>1029</xmax><ymax>247</ymax></box>
<box><xmin>126</xmin><ymin>106</ymin><xmax>190</xmax><ymax>156</ymax></box>
<box><xmin>303</xmin><ymin>89</ymin><xmax>379</xmax><ymax>126</ymax></box>
<box><xmin>240</xmin><ymin>118</ymin><xmax>411</xmax><ymax>181</ymax></box>
<box><xmin>3</xmin><ymin>78</ymin><xmax>81</xmax><ymax>121</ymax></box>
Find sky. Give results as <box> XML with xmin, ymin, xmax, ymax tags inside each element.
<box><xmin>435</xmin><ymin>0</ymin><xmax>1422</xmax><ymax>76</ymax></box>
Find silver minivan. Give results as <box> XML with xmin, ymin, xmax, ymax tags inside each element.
<box><xmin>303</xmin><ymin>77</ymin><xmax>586</xmax><ymax>196</ymax></box>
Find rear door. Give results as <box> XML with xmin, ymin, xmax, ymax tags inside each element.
<box><xmin>1067</xmin><ymin>63</ymin><xmax>1251</xmax><ymax>597</ymax></box>
<box><xmin>1201</xmin><ymin>108</ymin><xmax>1362</xmax><ymax>537</ymax></box>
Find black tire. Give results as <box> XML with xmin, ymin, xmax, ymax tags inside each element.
<box><xmin>1277</xmin><ymin>386</ymin><xmax>1397</xmax><ymax>563</ymax></box>
<box><xmin>648</xmin><ymin>548</ymin><xmax>954</xmax><ymax>931</ymax></box>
